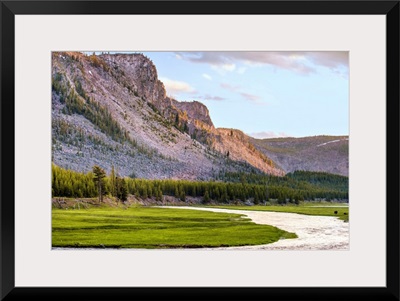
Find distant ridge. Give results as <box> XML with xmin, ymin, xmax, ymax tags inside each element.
<box><xmin>251</xmin><ymin>135</ymin><xmax>349</xmax><ymax>176</ymax></box>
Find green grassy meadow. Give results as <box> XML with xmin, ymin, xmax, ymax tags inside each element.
<box><xmin>52</xmin><ymin>206</ymin><xmax>297</xmax><ymax>248</ymax></box>
<box><xmin>207</xmin><ymin>205</ymin><xmax>349</xmax><ymax>222</ymax></box>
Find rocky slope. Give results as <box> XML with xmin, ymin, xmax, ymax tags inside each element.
<box><xmin>251</xmin><ymin>136</ymin><xmax>349</xmax><ymax>176</ymax></box>
<box><xmin>51</xmin><ymin>52</ymin><xmax>283</xmax><ymax>179</ymax></box>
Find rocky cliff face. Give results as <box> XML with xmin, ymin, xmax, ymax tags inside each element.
<box><xmin>51</xmin><ymin>52</ymin><xmax>283</xmax><ymax>178</ymax></box>
<box><xmin>100</xmin><ymin>53</ymin><xmax>170</xmax><ymax>113</ymax></box>
<box><xmin>173</xmin><ymin>100</ymin><xmax>214</xmax><ymax>128</ymax></box>
<box><xmin>212</xmin><ymin>128</ymin><xmax>285</xmax><ymax>176</ymax></box>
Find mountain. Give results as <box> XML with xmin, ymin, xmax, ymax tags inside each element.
<box><xmin>51</xmin><ymin>52</ymin><xmax>284</xmax><ymax>179</ymax></box>
<box><xmin>250</xmin><ymin>136</ymin><xmax>349</xmax><ymax>176</ymax></box>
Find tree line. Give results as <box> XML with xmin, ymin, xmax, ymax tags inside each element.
<box><xmin>52</xmin><ymin>164</ymin><xmax>348</xmax><ymax>204</ymax></box>
<box><xmin>52</xmin><ymin>164</ymin><xmax>127</xmax><ymax>201</ymax></box>
<box><xmin>218</xmin><ymin>170</ymin><xmax>348</xmax><ymax>193</ymax></box>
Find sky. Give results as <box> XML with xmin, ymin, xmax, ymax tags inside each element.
<box><xmin>135</xmin><ymin>51</ymin><xmax>348</xmax><ymax>138</ymax></box>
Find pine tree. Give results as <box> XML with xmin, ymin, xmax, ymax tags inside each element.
<box><xmin>92</xmin><ymin>165</ymin><xmax>106</xmax><ymax>202</ymax></box>
<box><xmin>180</xmin><ymin>190</ymin><xmax>186</xmax><ymax>202</ymax></box>
<box><xmin>183</xmin><ymin>122</ymin><xmax>188</xmax><ymax>133</ymax></box>
<box><xmin>116</xmin><ymin>177</ymin><xmax>128</xmax><ymax>202</ymax></box>
<box><xmin>203</xmin><ymin>190</ymin><xmax>210</xmax><ymax>203</ymax></box>
<box><xmin>110</xmin><ymin>165</ymin><xmax>116</xmax><ymax>197</ymax></box>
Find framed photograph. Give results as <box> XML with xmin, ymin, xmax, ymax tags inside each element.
<box><xmin>2</xmin><ymin>1</ymin><xmax>399</xmax><ymax>300</ymax></box>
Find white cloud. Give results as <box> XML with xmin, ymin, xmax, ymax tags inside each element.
<box><xmin>202</xmin><ymin>73</ymin><xmax>212</xmax><ymax>81</ymax></box>
<box><xmin>211</xmin><ymin>63</ymin><xmax>236</xmax><ymax>75</ymax></box>
<box><xmin>159</xmin><ymin>77</ymin><xmax>196</xmax><ymax>96</ymax></box>
<box><xmin>239</xmin><ymin>92</ymin><xmax>264</xmax><ymax>105</ymax></box>
<box><xmin>220</xmin><ymin>83</ymin><xmax>263</xmax><ymax>104</ymax></box>
<box><xmin>196</xmin><ymin>94</ymin><xmax>226</xmax><ymax>101</ymax></box>
<box><xmin>220</xmin><ymin>83</ymin><xmax>240</xmax><ymax>92</ymax></box>
<box><xmin>237</xmin><ymin>67</ymin><xmax>247</xmax><ymax>74</ymax></box>
<box><xmin>176</xmin><ymin>51</ymin><xmax>348</xmax><ymax>75</ymax></box>
<box><xmin>221</xmin><ymin>63</ymin><xmax>236</xmax><ymax>71</ymax></box>
<box><xmin>248</xmin><ymin>131</ymin><xmax>290</xmax><ymax>139</ymax></box>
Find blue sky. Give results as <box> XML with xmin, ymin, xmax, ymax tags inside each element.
<box><xmin>133</xmin><ymin>51</ymin><xmax>348</xmax><ymax>138</ymax></box>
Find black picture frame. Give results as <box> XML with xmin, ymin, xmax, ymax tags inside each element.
<box><xmin>1</xmin><ymin>1</ymin><xmax>399</xmax><ymax>300</ymax></box>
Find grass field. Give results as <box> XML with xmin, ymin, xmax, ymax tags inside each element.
<box><xmin>52</xmin><ymin>206</ymin><xmax>297</xmax><ymax>248</ymax></box>
<box><xmin>206</xmin><ymin>205</ymin><xmax>349</xmax><ymax>222</ymax></box>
